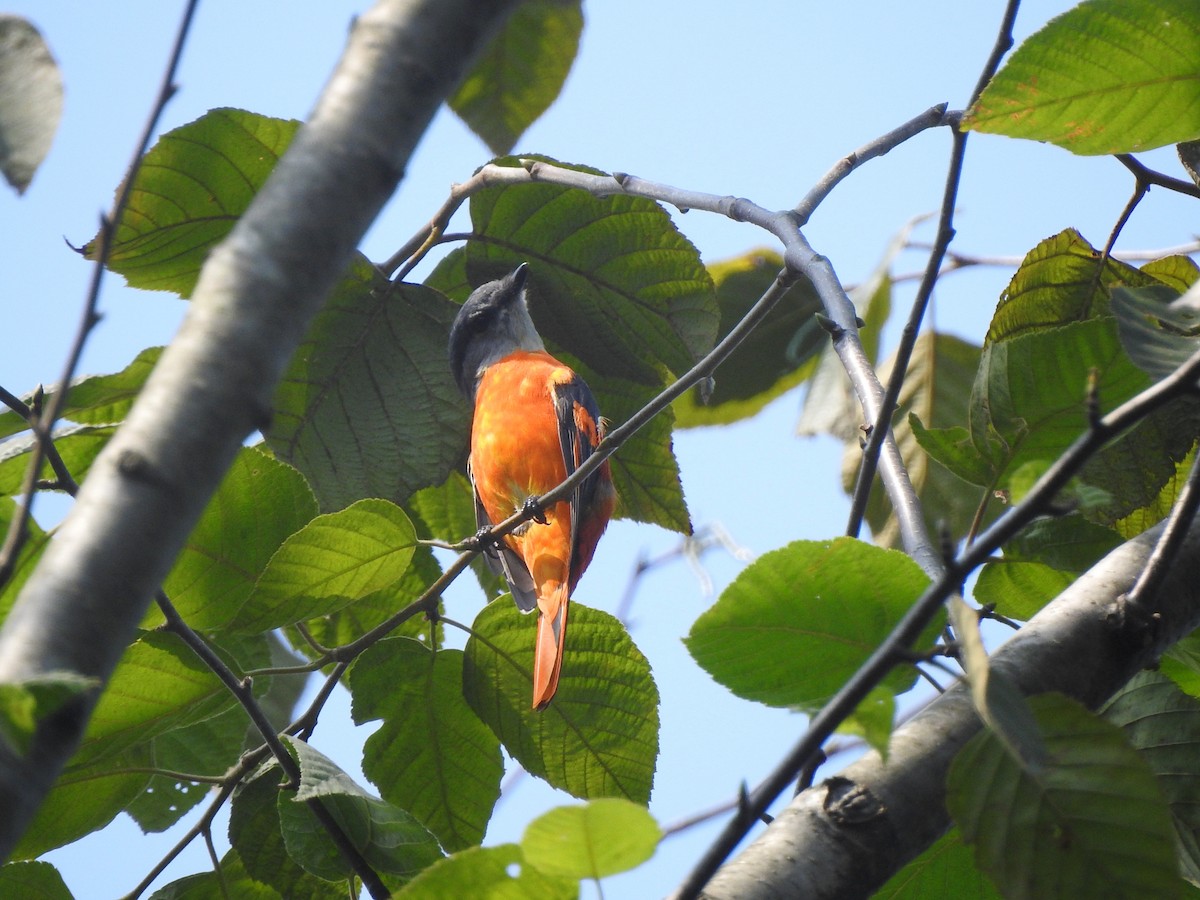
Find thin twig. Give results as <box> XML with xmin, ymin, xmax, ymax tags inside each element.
<box><xmin>0</xmin><ymin>0</ymin><xmax>200</xmax><ymax>586</ymax></box>
<box><xmin>1125</xmin><ymin>450</ymin><xmax>1200</xmax><ymax>609</ymax></box>
<box><xmin>845</xmin><ymin>0</ymin><xmax>1022</xmax><ymax>542</ymax></box>
<box><xmin>1116</xmin><ymin>153</ymin><xmax>1200</xmax><ymax>200</ymax></box>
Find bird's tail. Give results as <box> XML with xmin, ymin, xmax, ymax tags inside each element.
<box><xmin>532</xmin><ymin>582</ymin><xmax>569</xmax><ymax>710</ymax></box>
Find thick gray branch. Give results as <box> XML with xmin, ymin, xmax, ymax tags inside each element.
<box><xmin>701</xmin><ymin>516</ymin><xmax>1200</xmax><ymax>898</ymax></box>
<box><xmin>0</xmin><ymin>0</ymin><xmax>517</xmax><ymax>859</ymax></box>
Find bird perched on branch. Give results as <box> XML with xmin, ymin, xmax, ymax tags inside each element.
<box><xmin>449</xmin><ymin>263</ymin><xmax>616</xmax><ymax>709</ymax></box>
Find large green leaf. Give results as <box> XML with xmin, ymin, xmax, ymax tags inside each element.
<box><xmin>350</xmin><ymin>638</ymin><xmax>503</xmax><ymax>852</ymax></box>
<box><xmin>226</xmin><ymin>498</ymin><xmax>417</xmax><ymax>634</ymax></box>
<box><xmin>156</xmin><ymin>446</ymin><xmax>317</xmax><ymax>631</ymax></box>
<box><xmin>674</xmin><ymin>248</ymin><xmax>823</xmax><ymax>427</ymax></box>
<box><xmin>521</xmin><ymin>799</ymin><xmax>660</xmax><ymax>880</ymax></box>
<box><xmin>464</xmin><ymin>157</ymin><xmax>718</xmax><ymax>383</ymax></box>
<box><xmin>963</xmin><ymin>0</ymin><xmax>1200</xmax><ymax>154</ymax></box>
<box><xmin>873</xmin><ymin>831</ymin><xmax>1000</xmax><ymax>899</ymax></box>
<box><xmin>279</xmin><ymin>737</ymin><xmax>443</xmax><ymax>885</ymax></box>
<box><xmin>84</xmin><ymin>108</ymin><xmax>299</xmax><ymax>295</ymax></box>
<box><xmin>463</xmin><ymin>599</ymin><xmax>658</xmax><ymax>804</ymax></box>
<box><xmin>948</xmin><ymin>693</ymin><xmax>1181</xmax><ymax>899</ymax></box>
<box><xmin>392</xmin><ymin>844</ymin><xmax>574</xmax><ymax>899</ymax></box>
<box><xmin>449</xmin><ymin>0</ymin><xmax>582</xmax><ymax>154</ymax></box>
<box><xmin>267</xmin><ymin>259</ymin><xmax>466</xmax><ymax>511</ymax></box>
<box><xmin>0</xmin><ymin>346</ymin><xmax>162</xmax><ymax>440</ymax></box>
<box><xmin>0</xmin><ymin>497</ymin><xmax>47</xmax><ymax>622</ymax></box>
<box><xmin>685</xmin><ymin>538</ymin><xmax>938</xmax><ymax>709</ymax></box>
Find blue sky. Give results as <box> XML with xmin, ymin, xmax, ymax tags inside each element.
<box><xmin>5</xmin><ymin>1</ymin><xmax>1197</xmax><ymax>897</ymax></box>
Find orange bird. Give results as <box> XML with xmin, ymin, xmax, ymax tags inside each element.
<box><xmin>449</xmin><ymin>263</ymin><xmax>616</xmax><ymax>709</ymax></box>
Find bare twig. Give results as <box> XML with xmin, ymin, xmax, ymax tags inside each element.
<box><xmin>1116</xmin><ymin>153</ymin><xmax>1200</xmax><ymax>200</ymax></box>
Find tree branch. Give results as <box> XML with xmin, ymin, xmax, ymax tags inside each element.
<box><xmin>0</xmin><ymin>0</ymin><xmax>520</xmax><ymax>860</ymax></box>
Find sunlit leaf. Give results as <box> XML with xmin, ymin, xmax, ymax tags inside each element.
<box><xmin>156</xmin><ymin>447</ymin><xmax>317</xmax><ymax>631</ymax></box>
<box><xmin>84</xmin><ymin>109</ymin><xmax>299</xmax><ymax>295</ymax></box>
<box><xmin>685</xmin><ymin>538</ymin><xmax>938</xmax><ymax>709</ymax></box>
<box><xmin>227</xmin><ymin>498</ymin><xmax>417</xmax><ymax>633</ymax></box>
<box><xmin>392</xmin><ymin>844</ymin><xmax>574</xmax><ymax>899</ymax></box>
<box><xmin>521</xmin><ymin>799</ymin><xmax>660</xmax><ymax>880</ymax></box>
<box><xmin>963</xmin><ymin>0</ymin><xmax>1200</xmax><ymax>154</ymax></box>
<box><xmin>147</xmin><ymin>850</ymin><xmax>280</xmax><ymax>900</ymax></box>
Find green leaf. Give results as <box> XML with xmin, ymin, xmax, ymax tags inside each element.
<box><xmin>0</xmin><ymin>860</ymin><xmax>72</xmax><ymax>900</ymax></box>
<box><xmin>465</xmin><ymin>157</ymin><xmax>718</xmax><ymax>383</ymax></box>
<box><xmin>873</xmin><ymin>830</ymin><xmax>1000</xmax><ymax>899</ymax></box>
<box><xmin>463</xmin><ymin>599</ymin><xmax>658</xmax><ymax>803</ymax></box>
<box><xmin>148</xmin><ymin>850</ymin><xmax>281</xmax><ymax>900</ymax></box>
<box><xmin>1104</xmin><ymin>671</ymin><xmax>1200</xmax><ymax>878</ymax></box>
<box><xmin>350</xmin><ymin>638</ymin><xmax>503</xmax><ymax>852</ymax></box>
<box><xmin>685</xmin><ymin>538</ymin><xmax>938</xmax><ymax>709</ymax></box>
<box><xmin>1113</xmin><ymin>282</ymin><xmax>1200</xmax><ymax>382</ymax></box>
<box><xmin>0</xmin><ymin>16</ymin><xmax>62</xmax><ymax>195</ymax></box>
<box><xmin>57</xmin><ymin>345</ymin><xmax>163</xmax><ymax>426</ymax></box>
<box><xmin>835</xmin><ymin>686</ymin><xmax>895</xmax><ymax>761</ymax></box>
<box><xmin>229</xmin><ymin>766</ymin><xmax>345</xmax><ymax>900</ymax></box>
<box><xmin>449</xmin><ymin>0</ymin><xmax>582</xmax><ymax>154</ymax></box>
<box><xmin>85</xmin><ymin>109</ymin><xmax>299</xmax><ymax>295</ymax></box>
<box><xmin>521</xmin><ymin>798</ymin><xmax>660</xmax><ymax>880</ymax></box>
<box><xmin>852</xmin><ymin>332</ymin><xmax>983</xmax><ymax>548</ymax></box>
<box><xmin>156</xmin><ymin>447</ymin><xmax>317</xmax><ymax>631</ymax></box>
<box><xmin>227</xmin><ymin>498</ymin><xmax>416</xmax><ymax>633</ymax></box>
<box><xmin>971</xmin><ymin>316</ymin><xmax>1200</xmax><ymax>524</ymax></box>
<box><xmin>963</xmin><ymin>0</ymin><xmax>1200</xmax><ymax>154</ymax></box>
<box><xmin>986</xmin><ymin>230</ymin><xmax>1156</xmax><ymax>346</ymax></box>
<box><xmin>14</xmin><ymin>746</ymin><xmax>151</xmax><ymax>859</ymax></box>
<box><xmin>279</xmin><ymin>737</ymin><xmax>443</xmax><ymax>884</ymax></box>
<box><xmin>267</xmin><ymin>259</ymin><xmax>467</xmax><ymax>511</ymax></box>
<box><xmin>0</xmin><ymin>424</ymin><xmax>116</xmax><ymax>497</ymax></box>
<box><xmin>0</xmin><ymin>497</ymin><xmax>48</xmax><ymax>622</ymax></box>
<box><xmin>295</xmin><ymin>545</ymin><xmax>443</xmax><ymax>650</ymax></box>
<box><xmin>973</xmin><ymin>559</ymin><xmax>1076</xmax><ymax>621</ymax></box>
<box><xmin>948</xmin><ymin>693</ymin><xmax>1181</xmax><ymax>899</ymax></box>
<box><xmin>673</xmin><ymin>248</ymin><xmax>822</xmax><ymax>427</ymax></box>
<box><xmin>393</xmin><ymin>844</ymin><xmax>575</xmax><ymax>899</ymax></box>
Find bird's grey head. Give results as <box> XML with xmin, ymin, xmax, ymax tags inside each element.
<box><xmin>447</xmin><ymin>263</ymin><xmax>546</xmax><ymax>400</ymax></box>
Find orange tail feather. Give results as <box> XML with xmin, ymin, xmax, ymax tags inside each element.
<box><xmin>532</xmin><ymin>587</ymin><xmax>569</xmax><ymax>710</ymax></box>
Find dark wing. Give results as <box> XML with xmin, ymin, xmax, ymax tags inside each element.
<box><xmin>551</xmin><ymin>376</ymin><xmax>605</xmax><ymax>580</ymax></box>
<box><xmin>467</xmin><ymin>457</ymin><xmax>538</xmax><ymax>612</ymax></box>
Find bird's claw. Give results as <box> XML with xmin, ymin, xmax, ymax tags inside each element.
<box><xmin>521</xmin><ymin>495</ymin><xmax>548</xmax><ymax>525</ymax></box>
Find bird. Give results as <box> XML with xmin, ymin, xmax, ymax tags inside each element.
<box><xmin>448</xmin><ymin>263</ymin><xmax>616</xmax><ymax>709</ymax></box>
